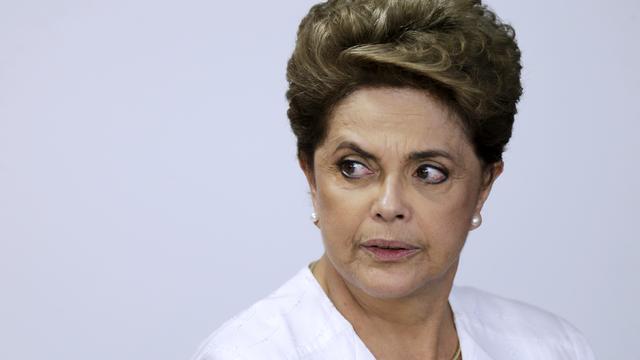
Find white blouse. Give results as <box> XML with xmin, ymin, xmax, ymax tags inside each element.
<box><xmin>192</xmin><ymin>266</ymin><xmax>595</xmax><ymax>359</ymax></box>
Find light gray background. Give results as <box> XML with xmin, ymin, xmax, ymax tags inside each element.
<box><xmin>1</xmin><ymin>0</ymin><xmax>638</xmax><ymax>359</ymax></box>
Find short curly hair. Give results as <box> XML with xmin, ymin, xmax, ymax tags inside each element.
<box><xmin>286</xmin><ymin>0</ymin><xmax>522</xmax><ymax>170</ymax></box>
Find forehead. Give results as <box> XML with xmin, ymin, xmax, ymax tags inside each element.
<box><xmin>323</xmin><ymin>87</ymin><xmax>471</xmax><ymax>156</ymax></box>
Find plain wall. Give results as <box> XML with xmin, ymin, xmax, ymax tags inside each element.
<box><xmin>1</xmin><ymin>0</ymin><xmax>638</xmax><ymax>359</ymax></box>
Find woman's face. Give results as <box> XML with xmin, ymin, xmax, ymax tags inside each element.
<box><xmin>302</xmin><ymin>87</ymin><xmax>501</xmax><ymax>299</ymax></box>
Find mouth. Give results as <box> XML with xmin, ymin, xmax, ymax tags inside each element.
<box><xmin>361</xmin><ymin>239</ymin><xmax>420</xmax><ymax>250</ymax></box>
<box><xmin>360</xmin><ymin>239</ymin><xmax>421</xmax><ymax>262</ymax></box>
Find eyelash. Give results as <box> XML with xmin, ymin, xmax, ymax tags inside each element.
<box><xmin>339</xmin><ymin>159</ymin><xmax>372</xmax><ymax>179</ymax></box>
<box><xmin>338</xmin><ymin>159</ymin><xmax>449</xmax><ymax>184</ymax></box>
<box><xmin>415</xmin><ymin>164</ymin><xmax>449</xmax><ymax>184</ymax></box>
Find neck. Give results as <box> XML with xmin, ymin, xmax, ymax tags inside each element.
<box><xmin>311</xmin><ymin>254</ymin><xmax>459</xmax><ymax>359</ymax></box>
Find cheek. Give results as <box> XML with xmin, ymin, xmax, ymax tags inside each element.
<box><xmin>413</xmin><ymin>181</ymin><xmax>479</xmax><ymax>235</ymax></box>
<box><xmin>316</xmin><ymin>180</ymin><xmax>371</xmax><ymax>247</ymax></box>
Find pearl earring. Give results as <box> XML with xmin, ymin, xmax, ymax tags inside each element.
<box><xmin>310</xmin><ymin>212</ymin><xmax>318</xmax><ymax>224</ymax></box>
<box><xmin>471</xmin><ymin>214</ymin><xmax>482</xmax><ymax>229</ymax></box>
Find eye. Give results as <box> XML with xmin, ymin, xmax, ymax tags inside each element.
<box><xmin>339</xmin><ymin>160</ymin><xmax>373</xmax><ymax>179</ymax></box>
<box><xmin>415</xmin><ymin>164</ymin><xmax>448</xmax><ymax>184</ymax></box>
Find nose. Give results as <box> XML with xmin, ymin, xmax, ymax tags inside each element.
<box><xmin>371</xmin><ymin>176</ymin><xmax>411</xmax><ymax>222</ymax></box>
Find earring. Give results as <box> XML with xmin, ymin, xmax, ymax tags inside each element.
<box><xmin>310</xmin><ymin>212</ymin><xmax>318</xmax><ymax>224</ymax></box>
<box><xmin>471</xmin><ymin>213</ymin><xmax>482</xmax><ymax>229</ymax></box>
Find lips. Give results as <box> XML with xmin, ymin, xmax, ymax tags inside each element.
<box><xmin>360</xmin><ymin>239</ymin><xmax>421</xmax><ymax>262</ymax></box>
<box><xmin>360</xmin><ymin>239</ymin><xmax>420</xmax><ymax>250</ymax></box>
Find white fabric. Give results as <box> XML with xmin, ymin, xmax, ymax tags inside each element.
<box><xmin>192</xmin><ymin>266</ymin><xmax>595</xmax><ymax>360</ymax></box>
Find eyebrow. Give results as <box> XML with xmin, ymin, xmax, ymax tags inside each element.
<box><xmin>333</xmin><ymin>141</ymin><xmax>456</xmax><ymax>163</ymax></box>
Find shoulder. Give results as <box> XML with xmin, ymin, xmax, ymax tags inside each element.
<box><xmin>451</xmin><ymin>286</ymin><xmax>570</xmax><ymax>337</ymax></box>
<box><xmin>191</xmin><ymin>267</ymin><xmax>354</xmax><ymax>360</ymax></box>
<box><xmin>451</xmin><ymin>286</ymin><xmax>595</xmax><ymax>359</ymax></box>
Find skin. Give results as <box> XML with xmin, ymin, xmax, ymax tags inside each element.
<box><xmin>300</xmin><ymin>87</ymin><xmax>503</xmax><ymax>360</ymax></box>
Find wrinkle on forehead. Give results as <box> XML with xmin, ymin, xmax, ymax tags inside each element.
<box><xmin>320</xmin><ymin>87</ymin><xmax>473</xmax><ymax>170</ymax></box>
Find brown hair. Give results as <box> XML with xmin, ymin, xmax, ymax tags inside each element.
<box><xmin>286</xmin><ymin>0</ymin><xmax>522</xmax><ymax>170</ymax></box>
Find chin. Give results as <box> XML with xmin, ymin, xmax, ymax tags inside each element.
<box><xmin>345</xmin><ymin>262</ymin><xmax>430</xmax><ymax>300</ymax></box>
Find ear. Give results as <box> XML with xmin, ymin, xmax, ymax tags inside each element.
<box><xmin>473</xmin><ymin>161</ymin><xmax>504</xmax><ymax>215</ymax></box>
<box><xmin>298</xmin><ymin>156</ymin><xmax>318</xmax><ymax>209</ymax></box>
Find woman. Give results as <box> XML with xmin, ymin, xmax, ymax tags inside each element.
<box><xmin>193</xmin><ymin>0</ymin><xmax>595</xmax><ymax>359</ymax></box>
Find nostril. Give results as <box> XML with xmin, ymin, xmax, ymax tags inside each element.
<box><xmin>375</xmin><ymin>212</ymin><xmax>406</xmax><ymax>221</ymax></box>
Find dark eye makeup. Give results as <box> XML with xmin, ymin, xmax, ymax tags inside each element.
<box><xmin>339</xmin><ymin>159</ymin><xmax>372</xmax><ymax>179</ymax></box>
<box><xmin>337</xmin><ymin>159</ymin><xmax>449</xmax><ymax>184</ymax></box>
<box><xmin>415</xmin><ymin>164</ymin><xmax>448</xmax><ymax>184</ymax></box>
